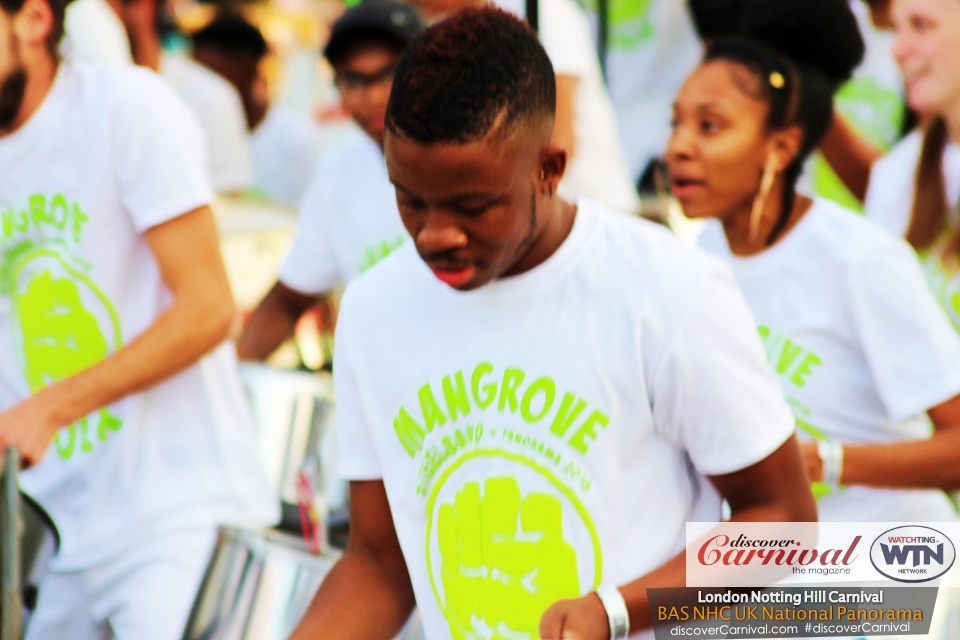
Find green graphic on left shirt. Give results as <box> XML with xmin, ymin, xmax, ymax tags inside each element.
<box><xmin>358</xmin><ymin>235</ymin><xmax>406</xmax><ymax>275</ymax></box>
<box><xmin>1</xmin><ymin>194</ymin><xmax>123</xmax><ymax>460</ymax></box>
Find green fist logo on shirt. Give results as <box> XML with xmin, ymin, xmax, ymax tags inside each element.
<box><xmin>7</xmin><ymin>248</ymin><xmax>124</xmax><ymax>459</ymax></box>
<box><xmin>437</xmin><ymin>476</ymin><xmax>580</xmax><ymax>639</ymax></box>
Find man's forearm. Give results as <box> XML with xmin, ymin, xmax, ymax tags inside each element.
<box><xmin>290</xmin><ymin>549</ymin><xmax>416</xmax><ymax>640</ymax></box>
<box><xmin>42</xmin><ymin>293</ymin><xmax>233</xmax><ymax>431</ymax></box>
<box><xmin>236</xmin><ymin>281</ymin><xmax>315</xmax><ymax>361</ymax></box>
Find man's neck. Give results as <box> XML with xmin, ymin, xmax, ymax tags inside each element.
<box><xmin>129</xmin><ymin>30</ymin><xmax>162</xmax><ymax>71</ymax></box>
<box><xmin>504</xmin><ymin>195</ymin><xmax>577</xmax><ymax>278</ymax></box>
<box><xmin>0</xmin><ymin>55</ymin><xmax>58</xmax><ymax>137</ymax></box>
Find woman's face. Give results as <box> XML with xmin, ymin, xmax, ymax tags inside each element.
<box><xmin>664</xmin><ymin>60</ymin><xmax>773</xmax><ymax>221</ymax></box>
<box><xmin>892</xmin><ymin>0</ymin><xmax>960</xmax><ymax>117</ymax></box>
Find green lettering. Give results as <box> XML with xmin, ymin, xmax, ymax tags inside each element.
<box><xmin>789</xmin><ymin>352</ymin><xmax>822</xmax><ymax>387</ymax></box>
<box><xmin>393</xmin><ymin>406</ymin><xmax>426</xmax><ymax>457</ymax></box>
<box><xmin>757</xmin><ymin>325</ymin><xmax>770</xmax><ymax>343</ymax></box>
<box><xmin>549</xmin><ymin>392</ymin><xmax>587</xmax><ymax>437</ymax></box>
<box><xmin>498</xmin><ymin>368</ymin><xmax>525</xmax><ymax>413</ymax></box>
<box><xmin>2</xmin><ymin>207</ymin><xmax>13</xmax><ymax>239</ymax></box>
<box><xmin>442</xmin><ymin>371</ymin><xmax>471</xmax><ymax>421</ymax></box>
<box><xmin>419</xmin><ymin>383</ymin><xmax>447</xmax><ymax>432</ymax></box>
<box><xmin>14</xmin><ymin>209</ymin><xmax>28</xmax><ymax>233</ymax></box>
<box><xmin>72</xmin><ymin>203</ymin><xmax>89</xmax><ymax>243</ymax></box>
<box><xmin>471</xmin><ymin>362</ymin><xmax>497</xmax><ymax>409</ymax></box>
<box><xmin>28</xmin><ymin>194</ymin><xmax>47</xmax><ymax>229</ymax></box>
<box><xmin>49</xmin><ymin>194</ymin><xmax>68</xmax><ymax>230</ymax></box>
<box><xmin>568</xmin><ymin>410</ymin><xmax>610</xmax><ymax>454</ymax></box>
<box><xmin>775</xmin><ymin>340</ymin><xmax>802</xmax><ymax>375</ymax></box>
<box><xmin>520</xmin><ymin>376</ymin><xmax>556</xmax><ymax>423</ymax></box>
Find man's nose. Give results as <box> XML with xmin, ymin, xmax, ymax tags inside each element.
<box><xmin>416</xmin><ymin>209</ymin><xmax>469</xmax><ymax>254</ymax></box>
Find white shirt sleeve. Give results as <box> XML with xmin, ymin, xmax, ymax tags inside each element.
<box><xmin>652</xmin><ymin>264</ymin><xmax>796</xmax><ymax>476</ymax></box>
<box><xmin>277</xmin><ymin>159</ymin><xmax>342</xmax><ymax>295</ymax></box>
<box><xmin>334</xmin><ymin>291</ymin><xmax>383</xmax><ymax>480</ymax></box>
<box><xmin>847</xmin><ymin>240</ymin><xmax>960</xmax><ymax>420</ymax></box>
<box><xmin>111</xmin><ymin>69</ymin><xmax>215</xmax><ymax>232</ymax></box>
<box><xmin>61</xmin><ymin>0</ymin><xmax>133</xmax><ymax>65</ymax></box>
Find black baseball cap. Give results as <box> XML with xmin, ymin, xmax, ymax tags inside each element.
<box><xmin>323</xmin><ymin>0</ymin><xmax>426</xmax><ymax>65</ymax></box>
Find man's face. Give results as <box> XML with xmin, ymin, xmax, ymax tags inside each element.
<box><xmin>334</xmin><ymin>41</ymin><xmax>403</xmax><ymax>146</ymax></box>
<box><xmin>385</xmin><ymin>123</ymin><xmax>556</xmax><ymax>291</ymax></box>
<box><xmin>0</xmin><ymin>8</ymin><xmax>28</xmax><ymax>131</ymax></box>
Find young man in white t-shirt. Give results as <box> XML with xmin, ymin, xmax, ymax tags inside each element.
<box><xmin>0</xmin><ymin>0</ymin><xmax>276</xmax><ymax>637</ymax></box>
<box><xmin>290</xmin><ymin>8</ymin><xmax>815</xmax><ymax>640</ymax></box>
<box><xmin>236</xmin><ymin>0</ymin><xmax>425</xmax><ymax>361</ymax></box>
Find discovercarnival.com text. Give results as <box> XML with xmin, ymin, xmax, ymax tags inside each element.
<box><xmin>669</xmin><ymin>622</ymin><xmax>912</xmax><ymax>637</ymax></box>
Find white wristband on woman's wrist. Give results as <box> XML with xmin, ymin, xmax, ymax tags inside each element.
<box><xmin>597</xmin><ymin>584</ymin><xmax>630</xmax><ymax>639</ymax></box>
<box><xmin>817</xmin><ymin>439</ymin><xmax>844</xmax><ymax>487</ymax></box>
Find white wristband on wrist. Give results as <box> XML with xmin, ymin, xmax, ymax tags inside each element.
<box><xmin>817</xmin><ymin>439</ymin><xmax>844</xmax><ymax>487</ymax></box>
<box><xmin>597</xmin><ymin>584</ymin><xmax>630</xmax><ymax>640</ymax></box>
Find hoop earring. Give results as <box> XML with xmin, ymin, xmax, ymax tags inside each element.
<box><xmin>750</xmin><ymin>153</ymin><xmax>778</xmax><ymax>243</ymax></box>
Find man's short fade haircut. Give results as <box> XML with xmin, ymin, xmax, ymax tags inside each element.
<box><xmin>386</xmin><ymin>6</ymin><xmax>556</xmax><ymax>145</ymax></box>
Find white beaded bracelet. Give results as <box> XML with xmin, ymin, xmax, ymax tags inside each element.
<box><xmin>597</xmin><ymin>584</ymin><xmax>630</xmax><ymax>640</ymax></box>
<box><xmin>817</xmin><ymin>439</ymin><xmax>844</xmax><ymax>487</ymax></box>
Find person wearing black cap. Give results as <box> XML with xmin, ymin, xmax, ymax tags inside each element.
<box><xmin>191</xmin><ymin>14</ymin><xmax>324</xmax><ymax>207</ymax></box>
<box><xmin>236</xmin><ymin>0</ymin><xmax>425</xmax><ymax>362</ymax></box>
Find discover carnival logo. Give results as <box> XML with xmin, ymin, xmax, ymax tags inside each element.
<box><xmin>869</xmin><ymin>526</ymin><xmax>956</xmax><ymax>583</ymax></box>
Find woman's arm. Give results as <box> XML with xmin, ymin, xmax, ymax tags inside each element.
<box><xmin>801</xmin><ymin>393</ymin><xmax>960</xmax><ymax>491</ymax></box>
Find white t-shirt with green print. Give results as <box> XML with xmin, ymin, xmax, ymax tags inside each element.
<box><xmin>0</xmin><ymin>63</ymin><xmax>278</xmax><ymax>570</ymax></box>
<box><xmin>335</xmin><ymin>198</ymin><xmax>795</xmax><ymax>640</ymax></box>
<box><xmin>699</xmin><ymin>198</ymin><xmax>960</xmax><ymax>522</ymax></box>
<box><xmin>278</xmin><ymin>129</ymin><xmax>408</xmax><ymax>295</ymax></box>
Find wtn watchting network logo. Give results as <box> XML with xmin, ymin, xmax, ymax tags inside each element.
<box><xmin>869</xmin><ymin>525</ymin><xmax>956</xmax><ymax>583</ymax></box>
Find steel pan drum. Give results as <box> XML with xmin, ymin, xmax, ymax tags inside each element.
<box><xmin>181</xmin><ymin>526</ymin><xmax>338</xmax><ymax>640</ymax></box>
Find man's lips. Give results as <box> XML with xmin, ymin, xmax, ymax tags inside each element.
<box><xmin>430</xmin><ymin>266</ymin><xmax>477</xmax><ymax>287</ymax></box>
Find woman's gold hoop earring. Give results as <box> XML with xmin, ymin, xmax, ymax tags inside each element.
<box><xmin>750</xmin><ymin>153</ymin><xmax>778</xmax><ymax>242</ymax></box>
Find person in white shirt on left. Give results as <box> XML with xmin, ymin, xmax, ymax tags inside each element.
<box><xmin>190</xmin><ymin>14</ymin><xmax>324</xmax><ymax>207</ymax></box>
<box><xmin>116</xmin><ymin>0</ymin><xmax>254</xmax><ymax>194</ymax></box>
<box><xmin>667</xmin><ymin>32</ymin><xmax>960</xmax><ymax>522</ymax></box>
<box><xmin>0</xmin><ymin>0</ymin><xmax>276</xmax><ymax>637</ymax></box>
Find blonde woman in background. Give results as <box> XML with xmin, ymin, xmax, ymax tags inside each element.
<box><xmin>865</xmin><ymin>0</ymin><xmax>960</xmax><ymax>332</ymax></box>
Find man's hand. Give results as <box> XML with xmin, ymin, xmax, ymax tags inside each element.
<box><xmin>235</xmin><ymin>281</ymin><xmax>317</xmax><ymax>362</ymax></box>
<box><xmin>0</xmin><ymin>391</ymin><xmax>58</xmax><ymax>466</ymax></box>
<box><xmin>539</xmin><ymin>593</ymin><xmax>608</xmax><ymax>640</ymax></box>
